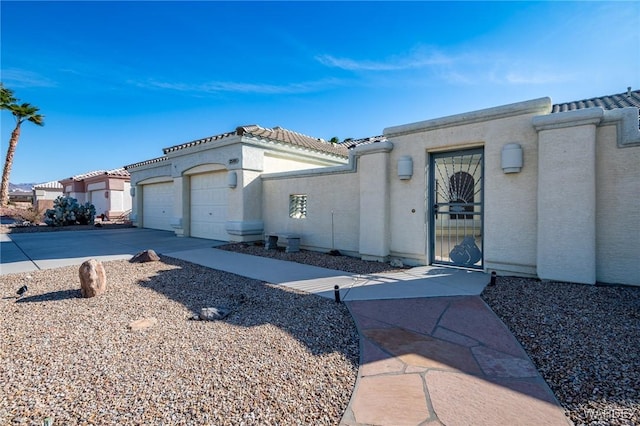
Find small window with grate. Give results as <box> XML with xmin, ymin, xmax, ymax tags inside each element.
<box><xmin>289</xmin><ymin>194</ymin><xmax>307</xmax><ymax>219</ymax></box>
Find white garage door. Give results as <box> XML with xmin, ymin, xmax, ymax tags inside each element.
<box><xmin>142</xmin><ymin>182</ymin><xmax>173</xmax><ymax>231</ymax></box>
<box><xmin>90</xmin><ymin>190</ymin><xmax>108</xmax><ymax>217</ymax></box>
<box><xmin>190</xmin><ymin>172</ymin><xmax>228</xmax><ymax>240</ymax></box>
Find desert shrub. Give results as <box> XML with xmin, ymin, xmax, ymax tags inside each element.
<box><xmin>17</xmin><ymin>206</ymin><xmax>44</xmax><ymax>224</ymax></box>
<box><xmin>76</xmin><ymin>202</ymin><xmax>96</xmax><ymax>225</ymax></box>
<box><xmin>44</xmin><ymin>196</ymin><xmax>95</xmax><ymax>226</ymax></box>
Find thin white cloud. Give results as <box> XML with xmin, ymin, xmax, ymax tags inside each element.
<box><xmin>1</xmin><ymin>69</ymin><xmax>57</xmax><ymax>88</ymax></box>
<box><xmin>316</xmin><ymin>46</ymin><xmax>574</xmax><ymax>88</ymax></box>
<box><xmin>315</xmin><ymin>49</ymin><xmax>454</xmax><ymax>71</ymax></box>
<box><xmin>131</xmin><ymin>78</ymin><xmax>345</xmax><ymax>95</ymax></box>
<box><xmin>503</xmin><ymin>71</ymin><xmax>571</xmax><ymax>85</ymax></box>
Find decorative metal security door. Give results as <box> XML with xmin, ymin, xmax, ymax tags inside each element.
<box><xmin>430</xmin><ymin>148</ymin><xmax>484</xmax><ymax>269</ymax></box>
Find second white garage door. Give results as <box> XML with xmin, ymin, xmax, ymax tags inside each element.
<box><xmin>190</xmin><ymin>172</ymin><xmax>228</xmax><ymax>240</ymax></box>
<box><xmin>142</xmin><ymin>182</ymin><xmax>173</xmax><ymax>231</ymax></box>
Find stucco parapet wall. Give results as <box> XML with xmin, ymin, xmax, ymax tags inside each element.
<box><xmin>602</xmin><ymin>107</ymin><xmax>640</xmax><ymax>148</ymax></box>
<box><xmin>384</xmin><ymin>98</ymin><xmax>552</xmax><ymax>137</ymax></box>
<box><xmin>532</xmin><ymin>107</ymin><xmax>604</xmax><ymax>131</ymax></box>
<box><xmin>260</xmin><ymin>141</ymin><xmax>394</xmax><ymax>180</ymax></box>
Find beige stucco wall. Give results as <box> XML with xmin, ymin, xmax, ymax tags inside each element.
<box><xmin>262</xmin><ymin>169</ymin><xmax>360</xmax><ymax>254</ymax></box>
<box><xmin>385</xmin><ymin>98</ymin><xmax>550</xmax><ymax>272</ymax></box>
<box><xmin>125</xmin><ymin>101</ymin><xmax>639</xmax><ymax>285</ymax></box>
<box><xmin>535</xmin><ymin>117</ymin><xmax>598</xmax><ymax>284</ymax></box>
<box><xmin>263</xmin><ymin>152</ymin><xmax>346</xmax><ymax>173</ymax></box>
<box><xmin>595</xmin><ymin>124</ymin><xmax>640</xmax><ymax>285</ymax></box>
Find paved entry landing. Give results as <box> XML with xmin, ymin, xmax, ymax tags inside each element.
<box><xmin>341</xmin><ymin>296</ymin><xmax>570</xmax><ymax>426</ymax></box>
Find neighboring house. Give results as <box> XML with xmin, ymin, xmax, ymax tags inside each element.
<box><xmin>125</xmin><ymin>89</ymin><xmax>640</xmax><ymax>286</ymax></box>
<box><xmin>59</xmin><ymin>168</ymin><xmax>132</xmax><ymax>220</ymax></box>
<box><xmin>7</xmin><ymin>189</ymin><xmax>33</xmax><ymax>206</ymax></box>
<box><xmin>32</xmin><ymin>180</ymin><xmax>63</xmax><ymax>212</ymax></box>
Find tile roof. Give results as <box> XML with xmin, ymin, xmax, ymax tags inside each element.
<box><xmin>552</xmin><ymin>88</ymin><xmax>640</xmax><ymax>113</ymax></box>
<box><xmin>341</xmin><ymin>135</ymin><xmax>387</xmax><ymax>150</ymax></box>
<box><xmin>67</xmin><ymin>168</ymin><xmax>130</xmax><ymax>181</ymax></box>
<box><xmin>105</xmin><ymin>167</ymin><xmax>130</xmax><ymax>177</ymax></box>
<box><xmin>238</xmin><ymin>125</ymin><xmax>349</xmax><ymax>157</ymax></box>
<box><xmin>124</xmin><ymin>156</ymin><xmax>169</xmax><ymax>170</ymax></box>
<box><xmin>161</xmin><ymin>125</ymin><xmax>349</xmax><ymax>158</ymax></box>
<box><xmin>33</xmin><ymin>180</ymin><xmax>63</xmax><ymax>190</ymax></box>
<box><xmin>163</xmin><ymin>131</ymin><xmax>236</xmax><ymax>154</ymax></box>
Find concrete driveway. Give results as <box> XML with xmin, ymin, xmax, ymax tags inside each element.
<box><xmin>0</xmin><ymin>228</ymin><xmax>226</xmax><ymax>275</ymax></box>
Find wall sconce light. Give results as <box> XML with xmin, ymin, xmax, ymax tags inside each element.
<box><xmin>501</xmin><ymin>143</ymin><xmax>523</xmax><ymax>173</ymax></box>
<box><xmin>130</xmin><ymin>187</ymin><xmax>135</xmax><ymax>197</ymax></box>
<box><xmin>228</xmin><ymin>171</ymin><xmax>238</xmax><ymax>188</ymax></box>
<box><xmin>104</xmin><ymin>191</ymin><xmax>109</xmax><ymax>198</ymax></box>
<box><xmin>397</xmin><ymin>155</ymin><xmax>413</xmax><ymax>180</ymax></box>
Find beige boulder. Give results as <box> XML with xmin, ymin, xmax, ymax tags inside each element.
<box><xmin>130</xmin><ymin>249</ymin><xmax>160</xmax><ymax>263</ymax></box>
<box><xmin>79</xmin><ymin>259</ymin><xmax>107</xmax><ymax>298</ymax></box>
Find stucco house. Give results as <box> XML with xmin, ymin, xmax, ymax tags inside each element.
<box><xmin>59</xmin><ymin>168</ymin><xmax>132</xmax><ymax>220</ymax></box>
<box><xmin>125</xmin><ymin>89</ymin><xmax>640</xmax><ymax>286</ymax></box>
<box><xmin>32</xmin><ymin>180</ymin><xmax>63</xmax><ymax>211</ymax></box>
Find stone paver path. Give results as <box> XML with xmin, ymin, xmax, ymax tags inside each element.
<box><xmin>341</xmin><ymin>296</ymin><xmax>571</xmax><ymax>426</ymax></box>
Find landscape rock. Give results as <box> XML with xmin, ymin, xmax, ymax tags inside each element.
<box><xmin>198</xmin><ymin>307</ymin><xmax>231</xmax><ymax>321</ymax></box>
<box><xmin>390</xmin><ymin>258</ymin><xmax>404</xmax><ymax>268</ymax></box>
<box><xmin>130</xmin><ymin>249</ymin><xmax>160</xmax><ymax>263</ymax></box>
<box><xmin>79</xmin><ymin>259</ymin><xmax>107</xmax><ymax>298</ymax></box>
<box><xmin>128</xmin><ymin>317</ymin><xmax>158</xmax><ymax>331</ymax></box>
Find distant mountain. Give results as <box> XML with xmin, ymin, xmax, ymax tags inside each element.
<box><xmin>9</xmin><ymin>183</ymin><xmax>36</xmax><ymax>192</ymax></box>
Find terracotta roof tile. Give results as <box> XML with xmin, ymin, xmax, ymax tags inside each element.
<box><xmin>238</xmin><ymin>125</ymin><xmax>348</xmax><ymax>157</ymax></box>
<box><xmin>68</xmin><ymin>170</ymin><xmax>106</xmax><ymax>181</ymax></box>
<box><xmin>68</xmin><ymin>168</ymin><xmax>130</xmax><ymax>181</ymax></box>
<box><xmin>160</xmin><ymin>125</ymin><xmax>349</xmax><ymax>158</ymax></box>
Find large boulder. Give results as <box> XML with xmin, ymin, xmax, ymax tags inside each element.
<box><xmin>79</xmin><ymin>259</ymin><xmax>107</xmax><ymax>298</ymax></box>
<box><xmin>130</xmin><ymin>249</ymin><xmax>160</xmax><ymax>263</ymax></box>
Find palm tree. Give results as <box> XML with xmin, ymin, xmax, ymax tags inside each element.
<box><xmin>0</xmin><ymin>84</ymin><xmax>45</xmax><ymax>206</ymax></box>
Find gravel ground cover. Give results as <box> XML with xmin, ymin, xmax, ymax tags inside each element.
<box><xmin>217</xmin><ymin>242</ymin><xmax>407</xmax><ymax>276</ymax></box>
<box><xmin>482</xmin><ymin>278</ymin><xmax>640</xmax><ymax>426</ymax></box>
<box><xmin>1</xmin><ymin>256</ymin><xmax>359</xmax><ymax>425</ymax></box>
<box><xmin>223</xmin><ymin>242</ymin><xmax>640</xmax><ymax>425</ymax></box>
<box><xmin>3</xmin><ymin>227</ymin><xmax>639</xmax><ymax>425</ymax></box>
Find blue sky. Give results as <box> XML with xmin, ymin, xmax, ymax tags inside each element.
<box><xmin>2</xmin><ymin>1</ymin><xmax>639</xmax><ymax>184</ymax></box>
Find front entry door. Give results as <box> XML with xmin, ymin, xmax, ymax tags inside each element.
<box><xmin>430</xmin><ymin>148</ymin><xmax>484</xmax><ymax>269</ymax></box>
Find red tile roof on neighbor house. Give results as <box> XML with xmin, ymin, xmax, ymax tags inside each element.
<box><xmin>65</xmin><ymin>168</ymin><xmax>129</xmax><ymax>181</ymax></box>
<box><xmin>552</xmin><ymin>87</ymin><xmax>640</xmax><ymax>113</ymax></box>
<box><xmin>161</xmin><ymin>125</ymin><xmax>349</xmax><ymax>158</ymax></box>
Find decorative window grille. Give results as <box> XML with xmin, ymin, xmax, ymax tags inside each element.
<box><xmin>289</xmin><ymin>194</ymin><xmax>307</xmax><ymax>219</ymax></box>
<box><xmin>448</xmin><ymin>171</ymin><xmax>475</xmax><ymax>219</ymax></box>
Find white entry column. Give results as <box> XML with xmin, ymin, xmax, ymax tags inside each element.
<box><xmin>356</xmin><ymin>141</ymin><xmax>394</xmax><ymax>262</ymax></box>
<box><xmin>533</xmin><ymin>108</ymin><xmax>603</xmax><ymax>284</ymax></box>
